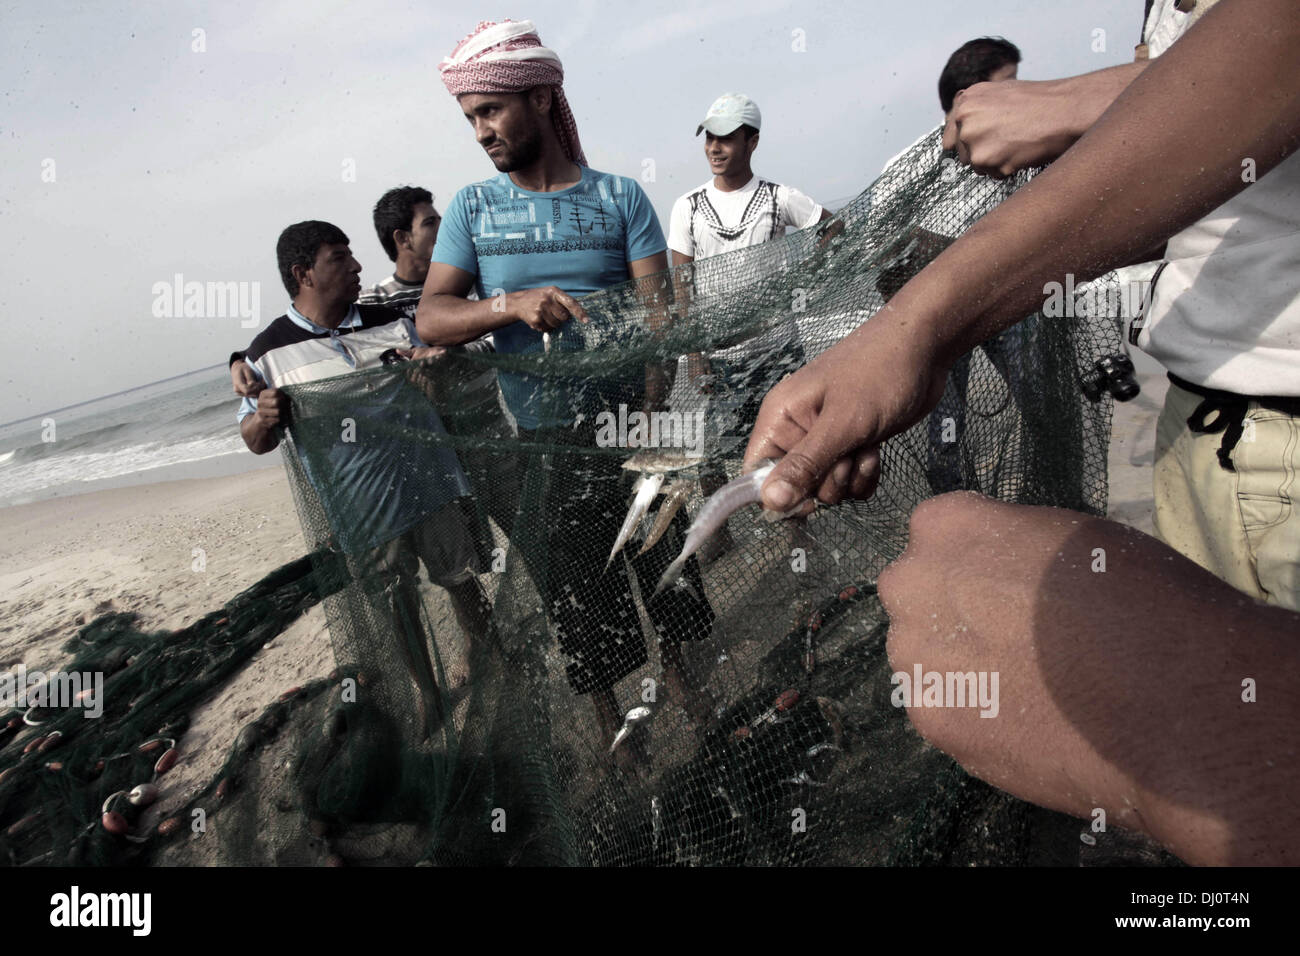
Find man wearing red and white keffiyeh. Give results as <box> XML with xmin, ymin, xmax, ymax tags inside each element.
<box><xmin>438</xmin><ymin>19</ymin><xmax>587</xmax><ymax>167</ymax></box>
<box><xmin>417</xmin><ymin>19</ymin><xmax>717</xmax><ymax>770</ymax></box>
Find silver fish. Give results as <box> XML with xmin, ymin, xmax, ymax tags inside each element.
<box><xmin>637</xmin><ymin>480</ymin><xmax>694</xmax><ymax>555</ymax></box>
<box><xmin>713</xmin><ymin>785</ymin><xmax>742</xmax><ymax>819</ymax></box>
<box><xmin>607</xmin><ymin>473</ymin><xmax>664</xmax><ymax>569</ymax></box>
<box><xmin>620</xmin><ymin>447</ymin><xmax>703</xmax><ymax>475</ymax></box>
<box><xmin>654</xmin><ymin>460</ymin><xmax>778</xmax><ymax>596</ymax></box>
<box><xmin>806</xmin><ymin>742</ymin><xmax>842</xmax><ymax>758</ymax></box>
<box><xmin>609</xmin><ymin>705</ymin><xmax>653</xmax><ymax>753</ymax></box>
<box><xmin>781</xmin><ymin>771</ymin><xmax>828</xmax><ymax>788</ymax></box>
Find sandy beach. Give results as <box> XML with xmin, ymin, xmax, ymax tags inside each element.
<box><xmin>0</xmin><ymin>360</ymin><xmax>1169</xmax><ymax>838</ymax></box>
<box><xmin>0</xmin><ymin>463</ymin><xmax>336</xmax><ymax>822</ymax></box>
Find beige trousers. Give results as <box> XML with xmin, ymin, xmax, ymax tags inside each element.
<box><xmin>1154</xmin><ymin>382</ymin><xmax>1300</xmax><ymax>612</ymax></box>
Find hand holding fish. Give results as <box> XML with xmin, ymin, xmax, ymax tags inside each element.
<box><xmin>742</xmin><ymin>313</ymin><xmax>948</xmax><ymax>513</ymax></box>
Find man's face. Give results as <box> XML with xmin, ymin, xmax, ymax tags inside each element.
<box><xmin>304</xmin><ymin>242</ymin><xmax>362</xmax><ymax>304</ymax></box>
<box><xmin>459</xmin><ymin>92</ymin><xmax>544</xmax><ymax>172</ymax></box>
<box><xmin>704</xmin><ymin>127</ymin><xmax>757</xmax><ymax>178</ymax></box>
<box><xmin>405</xmin><ymin>201</ymin><xmax>441</xmax><ymax>262</ymax></box>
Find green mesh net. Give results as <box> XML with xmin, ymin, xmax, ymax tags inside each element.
<box><xmin>0</xmin><ymin>130</ymin><xmax>1176</xmax><ymax>867</ymax></box>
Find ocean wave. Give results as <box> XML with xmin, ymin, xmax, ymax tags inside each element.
<box><xmin>0</xmin><ymin>433</ymin><xmax>250</xmax><ymax>503</ymax></box>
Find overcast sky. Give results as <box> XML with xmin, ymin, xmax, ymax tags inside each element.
<box><xmin>0</xmin><ymin>0</ymin><xmax>1142</xmax><ymax>423</ymax></box>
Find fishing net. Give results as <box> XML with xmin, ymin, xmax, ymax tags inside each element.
<box><xmin>0</xmin><ymin>129</ymin><xmax>1176</xmax><ymax>867</ymax></box>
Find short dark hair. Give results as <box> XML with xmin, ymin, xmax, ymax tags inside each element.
<box><xmin>276</xmin><ymin>221</ymin><xmax>349</xmax><ymax>297</ymax></box>
<box><xmin>938</xmin><ymin>37</ymin><xmax>1021</xmax><ymax>113</ymax></box>
<box><xmin>739</xmin><ymin>123</ymin><xmax>759</xmax><ymax>141</ymax></box>
<box><xmin>373</xmin><ymin>186</ymin><xmax>434</xmax><ymax>262</ymax></box>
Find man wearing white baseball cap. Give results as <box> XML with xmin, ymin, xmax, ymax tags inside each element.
<box><xmin>668</xmin><ymin>93</ymin><xmax>832</xmax><ymax>558</ymax></box>
<box><xmin>671</xmin><ymin>93</ymin><xmax>831</xmax><ymax>262</ymax></box>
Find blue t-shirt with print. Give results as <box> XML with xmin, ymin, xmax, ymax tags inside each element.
<box><xmin>432</xmin><ymin>166</ymin><xmax>666</xmax><ymax>429</ymax></box>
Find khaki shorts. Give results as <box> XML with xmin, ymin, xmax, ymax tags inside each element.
<box><xmin>368</xmin><ymin>499</ymin><xmax>482</xmax><ymax>590</ymax></box>
<box><xmin>1154</xmin><ymin>381</ymin><xmax>1300</xmax><ymax>611</ymax></box>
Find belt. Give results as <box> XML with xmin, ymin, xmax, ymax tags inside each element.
<box><xmin>1169</xmin><ymin>373</ymin><xmax>1300</xmax><ymax>472</ymax></box>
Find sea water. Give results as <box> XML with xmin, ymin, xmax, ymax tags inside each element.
<box><xmin>0</xmin><ymin>366</ymin><xmax>279</xmax><ymax>508</ymax></box>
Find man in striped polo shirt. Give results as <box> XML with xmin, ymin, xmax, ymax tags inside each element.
<box><xmin>238</xmin><ymin>219</ymin><xmax>494</xmax><ymax>737</ymax></box>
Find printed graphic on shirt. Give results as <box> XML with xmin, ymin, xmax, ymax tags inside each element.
<box><xmin>685</xmin><ymin>180</ymin><xmax>784</xmax><ymax>246</ymax></box>
<box><xmin>668</xmin><ymin>177</ymin><xmax>822</xmax><ymax>261</ymax></box>
<box><xmin>465</xmin><ymin>176</ymin><xmax>632</xmax><ymax>261</ymax></box>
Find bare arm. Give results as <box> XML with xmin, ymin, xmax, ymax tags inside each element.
<box><xmin>670</xmin><ymin>249</ymin><xmax>712</xmax><ymax>396</ymax></box>
<box><xmin>670</xmin><ymin>248</ymin><xmax>712</xmax><ymax>398</ymax></box>
<box><xmin>415</xmin><ymin>261</ymin><xmax>589</xmax><ymax>347</ymax></box>
<box><xmin>944</xmin><ymin>61</ymin><xmax>1152</xmax><ymax>177</ymax></box>
<box><xmin>239</xmin><ymin>387</ymin><xmax>287</xmax><ymax>455</ymax></box>
<box><xmin>746</xmin><ymin>0</ymin><xmax>1300</xmax><ymax>511</ymax></box>
<box><xmin>631</xmin><ymin>252</ymin><xmax>675</xmax><ymax>412</ymax></box>
<box><xmin>881</xmin><ymin>493</ymin><xmax>1300</xmax><ymax>866</ymax></box>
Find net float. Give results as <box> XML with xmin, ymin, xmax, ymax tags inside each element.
<box><xmin>128</xmin><ymin>783</ymin><xmax>160</xmax><ymax>807</ymax></box>
<box><xmin>154</xmin><ymin>748</ymin><xmax>179</xmax><ymax>775</ymax></box>
<box><xmin>214</xmin><ymin>617</ymin><xmax>228</xmax><ymax>626</ymax></box>
<box><xmin>101</xmin><ymin>811</ymin><xmax>128</xmax><ymax>836</ymax></box>
<box><xmin>38</xmin><ymin>731</ymin><xmax>63</xmax><ymax>753</ymax></box>
<box><xmin>157</xmin><ymin>816</ymin><xmax>183</xmax><ymax>837</ymax></box>
<box><xmin>0</xmin><ymin>767</ymin><xmax>19</xmax><ymax>785</ymax></box>
<box><xmin>45</xmin><ymin>761</ymin><xmax>63</xmax><ymax>771</ymax></box>
<box><xmin>137</xmin><ymin>736</ymin><xmax>175</xmax><ymax>754</ymax></box>
<box><xmin>215</xmin><ymin>778</ymin><xmax>232</xmax><ymax>801</ymax></box>
<box><xmin>839</xmin><ymin>586</ymin><xmax>859</xmax><ymax>601</ymax></box>
<box><xmin>23</xmin><ymin>736</ymin><xmax>45</xmax><ymax>755</ymax></box>
<box><xmin>752</xmin><ymin>689</ymin><xmax>800</xmax><ymax>727</ymax></box>
<box><xmin>5</xmin><ymin>716</ymin><xmax>21</xmax><ymax>730</ymax></box>
<box><xmin>733</xmin><ymin>725</ymin><xmax>752</xmax><ymax>740</ymax></box>
<box><xmin>102</xmin><ymin>790</ymin><xmax>129</xmax><ymax>814</ymax></box>
<box><xmin>75</xmin><ymin>688</ymin><xmax>95</xmax><ymax>702</ymax></box>
<box><xmin>277</xmin><ymin>686</ymin><xmax>302</xmax><ymax>703</ymax></box>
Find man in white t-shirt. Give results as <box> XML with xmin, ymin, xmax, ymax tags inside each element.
<box><xmin>667</xmin><ymin>93</ymin><xmax>832</xmax><ymax>551</ymax></box>
<box><xmin>667</xmin><ymin>93</ymin><xmax>828</xmax><ymax>263</ymax></box>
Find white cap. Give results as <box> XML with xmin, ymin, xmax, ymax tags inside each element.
<box><xmin>696</xmin><ymin>93</ymin><xmax>762</xmax><ymax>137</ymax></box>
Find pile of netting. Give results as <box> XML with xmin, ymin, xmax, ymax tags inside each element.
<box><xmin>0</xmin><ymin>129</ymin><xmax>1177</xmax><ymax>867</ymax></box>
